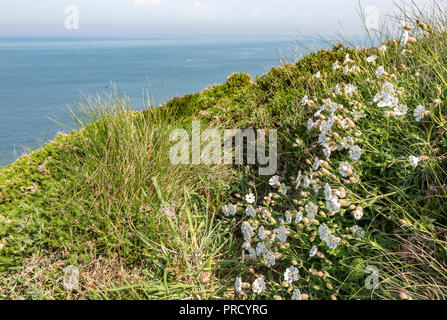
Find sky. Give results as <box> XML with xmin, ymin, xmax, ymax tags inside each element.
<box><xmin>0</xmin><ymin>0</ymin><xmax>432</xmax><ymax>37</ymax></box>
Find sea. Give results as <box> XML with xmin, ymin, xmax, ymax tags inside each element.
<box><xmin>0</xmin><ymin>35</ymin><xmax>325</xmax><ymax>166</ymax></box>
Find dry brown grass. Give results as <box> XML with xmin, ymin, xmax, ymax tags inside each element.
<box><xmin>374</xmin><ymin>229</ymin><xmax>447</xmax><ymax>300</ymax></box>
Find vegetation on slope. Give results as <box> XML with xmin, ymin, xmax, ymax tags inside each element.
<box><xmin>0</xmin><ymin>2</ymin><xmax>446</xmax><ymax>300</ymax></box>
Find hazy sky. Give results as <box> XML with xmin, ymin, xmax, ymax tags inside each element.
<box><xmin>0</xmin><ymin>0</ymin><xmax>430</xmax><ymax>36</ymax></box>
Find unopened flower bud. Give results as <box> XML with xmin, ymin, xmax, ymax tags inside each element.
<box><xmin>431</xmin><ymin>99</ymin><xmax>441</xmax><ymax>108</ymax></box>
<box><xmin>407</xmin><ymin>36</ymin><xmax>417</xmax><ymax>44</ymax></box>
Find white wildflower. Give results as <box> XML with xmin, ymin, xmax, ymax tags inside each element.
<box><xmin>318</xmin><ymin>133</ymin><xmax>327</xmax><ymax>146</ymax></box>
<box><xmin>291</xmin><ymin>288</ymin><xmax>302</xmax><ymax>300</ymax></box>
<box><xmin>409</xmin><ymin>156</ymin><xmax>419</xmax><ymax>168</ymax></box>
<box><xmin>326</xmin><ymin>235</ymin><xmax>341</xmax><ymax>250</ymax></box>
<box><xmin>305</xmin><ymin>201</ymin><xmax>318</xmax><ymax>217</ymax></box>
<box><xmin>245</xmin><ymin>192</ymin><xmax>255</xmax><ymax>204</ymax></box>
<box><xmin>326</xmin><ymin>195</ymin><xmax>341</xmax><ymax>213</ymax></box>
<box><xmin>314</xmin><ymin>107</ymin><xmax>324</xmax><ymax>118</ymax></box>
<box><xmin>303</xmin><ymin>176</ymin><xmax>310</xmax><ymax>188</ymax></box>
<box><xmin>319</xmin><ymin>119</ymin><xmax>334</xmax><ymax>134</ymax></box>
<box><xmin>295</xmin><ymin>210</ymin><xmax>303</xmax><ymax>224</ymax></box>
<box><xmin>332</xmin><ymin>84</ymin><xmax>341</xmax><ymax>95</ymax></box>
<box><xmin>301</xmin><ymin>95</ymin><xmax>310</xmax><ymax>106</ymax></box>
<box><xmin>307</xmin><ymin>119</ymin><xmax>314</xmax><ymax>131</ymax></box>
<box><xmin>344</xmin><ymin>54</ymin><xmax>352</xmax><ymax>65</ymax></box>
<box><xmin>343</xmin><ymin>65</ymin><xmax>350</xmax><ymax>75</ymax></box>
<box><xmin>246</xmin><ymin>205</ymin><xmax>256</xmax><ymax>218</ymax></box>
<box><xmin>256</xmin><ymin>241</ymin><xmax>267</xmax><ymax>256</ymax></box>
<box><xmin>263</xmin><ymin>249</ymin><xmax>276</xmax><ymax>267</ymax></box>
<box><xmin>345</xmin><ymin>84</ymin><xmax>357</xmax><ymax>95</ymax></box>
<box><xmin>323</xmin><ymin>146</ymin><xmax>331</xmax><ymax>159</ymax></box>
<box><xmin>243</xmin><ymin>242</ymin><xmax>257</xmax><ymax>260</ymax></box>
<box><xmin>313</xmin><ymin>157</ymin><xmax>320</xmax><ymax>171</ymax></box>
<box><xmin>258</xmin><ymin>226</ymin><xmax>267</xmax><ymax>240</ymax></box>
<box><xmin>333</xmin><ymin>60</ymin><xmax>341</xmax><ymax>71</ymax></box>
<box><xmin>279</xmin><ymin>183</ymin><xmax>287</xmax><ymax>196</ymax></box>
<box><xmin>374</xmin><ymin>81</ymin><xmax>399</xmax><ymax>108</ymax></box>
<box><xmin>339</xmin><ymin>136</ymin><xmax>354</xmax><ymax>150</ymax></box>
<box><xmin>241</xmin><ymin>222</ymin><xmax>253</xmax><ymax>244</ymax></box>
<box><xmin>295</xmin><ymin>170</ymin><xmax>302</xmax><ymax>189</ymax></box>
<box><xmin>235</xmin><ymin>277</ymin><xmax>242</xmax><ymax>293</ymax></box>
<box><xmin>375</xmin><ymin>66</ymin><xmax>385</xmax><ymax>78</ymax></box>
<box><xmin>269</xmin><ymin>175</ymin><xmax>280</xmax><ymax>186</ymax></box>
<box><xmin>366</xmin><ymin>55</ymin><xmax>377</xmax><ymax>63</ymax></box>
<box><xmin>353</xmin><ymin>208</ymin><xmax>363</xmax><ymax>220</ymax></box>
<box><xmin>349</xmin><ymin>145</ymin><xmax>363</xmax><ymax>161</ymax></box>
<box><xmin>401</xmin><ymin>30</ymin><xmax>409</xmax><ymax>47</ymax></box>
<box><xmin>340</xmin><ymin>118</ymin><xmax>350</xmax><ymax>129</ymax></box>
<box><xmin>378</xmin><ymin>45</ymin><xmax>387</xmax><ymax>53</ymax></box>
<box><xmin>352</xmin><ymin>109</ymin><xmax>365</xmax><ymax>121</ymax></box>
<box><xmin>260</xmin><ymin>207</ymin><xmax>269</xmax><ymax>220</ymax></box>
<box><xmin>310</xmin><ymin>245</ymin><xmax>318</xmax><ymax>257</ymax></box>
<box><xmin>284</xmin><ymin>266</ymin><xmax>300</xmax><ymax>284</ymax></box>
<box><xmin>414</xmin><ymin>105</ymin><xmax>425</xmax><ymax>121</ymax></box>
<box><xmin>394</xmin><ymin>104</ymin><xmax>408</xmax><ymax>116</ymax></box>
<box><xmin>222</xmin><ymin>204</ymin><xmax>237</xmax><ymax>216</ymax></box>
<box><xmin>324</xmin><ymin>183</ymin><xmax>332</xmax><ymax>201</ymax></box>
<box><xmin>277</xmin><ymin>226</ymin><xmax>288</xmax><ymax>243</ymax></box>
<box><xmin>285</xmin><ymin>211</ymin><xmax>292</xmax><ymax>224</ymax></box>
<box><xmin>252</xmin><ymin>277</ymin><xmax>266</xmax><ymax>294</ymax></box>
<box><xmin>313</xmin><ymin>71</ymin><xmax>321</xmax><ymax>79</ymax></box>
<box><xmin>319</xmin><ymin>223</ymin><xmax>331</xmax><ymax>242</ymax></box>
<box><xmin>339</xmin><ymin>161</ymin><xmax>353</xmax><ymax>177</ymax></box>
<box><xmin>353</xmin><ymin>225</ymin><xmax>365</xmax><ymax>238</ymax></box>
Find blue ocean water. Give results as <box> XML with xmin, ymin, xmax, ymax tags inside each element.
<box><xmin>0</xmin><ymin>35</ymin><xmax>315</xmax><ymax>166</ymax></box>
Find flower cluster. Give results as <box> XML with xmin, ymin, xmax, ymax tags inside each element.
<box><xmin>227</xmin><ymin>33</ymin><xmax>435</xmax><ymax>299</ymax></box>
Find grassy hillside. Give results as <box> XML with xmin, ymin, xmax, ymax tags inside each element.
<box><xmin>1</xmin><ymin>4</ymin><xmax>446</xmax><ymax>300</ymax></box>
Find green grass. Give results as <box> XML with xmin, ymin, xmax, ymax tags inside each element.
<box><xmin>0</xmin><ymin>84</ymin><xmax>247</xmax><ymax>299</ymax></box>
<box><xmin>1</xmin><ymin>2</ymin><xmax>447</xmax><ymax>300</ymax></box>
